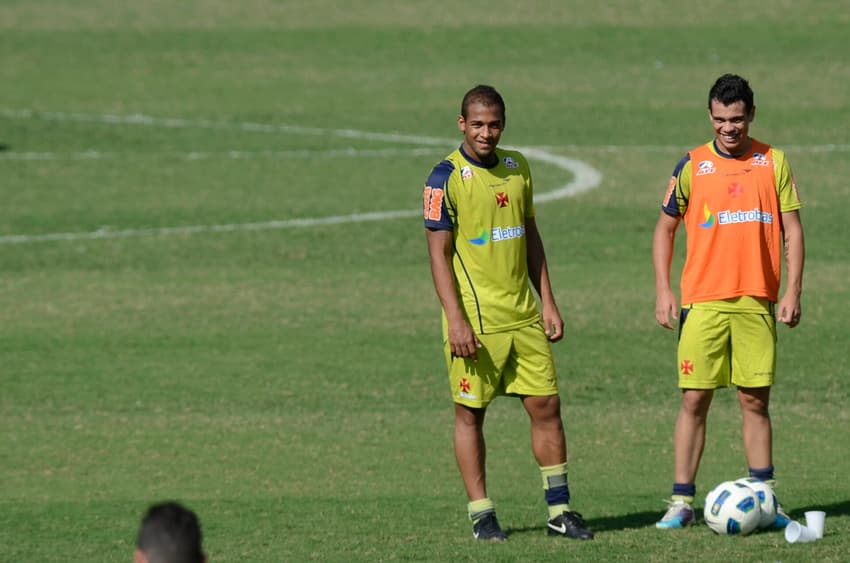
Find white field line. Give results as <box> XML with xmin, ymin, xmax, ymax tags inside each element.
<box><xmin>3</xmin><ymin>108</ymin><xmax>848</xmax><ymax>153</ymax></box>
<box><xmin>535</xmin><ymin>143</ymin><xmax>850</xmax><ymax>153</ymax></box>
<box><xmin>5</xmin><ymin>143</ymin><xmax>849</xmax><ymax>160</ymax></box>
<box><xmin>0</xmin><ymin>211</ymin><xmax>426</xmax><ymax>244</ymax></box>
<box><xmin>0</xmin><ymin>108</ymin><xmax>458</xmax><ymax>146</ymax></box>
<box><xmin>0</xmin><ymin>109</ymin><xmax>605</xmax><ymax>244</ymax></box>
<box><xmin>0</xmin><ymin>148</ymin><xmax>447</xmax><ymax>161</ymax></box>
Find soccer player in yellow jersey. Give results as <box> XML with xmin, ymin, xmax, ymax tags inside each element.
<box><xmin>652</xmin><ymin>74</ymin><xmax>805</xmax><ymax>529</ymax></box>
<box><xmin>424</xmin><ymin>85</ymin><xmax>593</xmax><ymax>542</ymax></box>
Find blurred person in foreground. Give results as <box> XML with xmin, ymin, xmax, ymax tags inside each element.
<box><xmin>423</xmin><ymin>84</ymin><xmax>593</xmax><ymax>542</ymax></box>
<box><xmin>652</xmin><ymin>73</ymin><xmax>805</xmax><ymax>529</ymax></box>
<box><xmin>135</xmin><ymin>501</ymin><xmax>206</xmax><ymax>563</ymax></box>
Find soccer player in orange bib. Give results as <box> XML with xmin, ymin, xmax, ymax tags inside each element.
<box><xmin>652</xmin><ymin>74</ymin><xmax>805</xmax><ymax>529</ymax></box>
<box><xmin>424</xmin><ymin>85</ymin><xmax>593</xmax><ymax>542</ymax></box>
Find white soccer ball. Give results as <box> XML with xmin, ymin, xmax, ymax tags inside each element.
<box><xmin>735</xmin><ymin>477</ymin><xmax>777</xmax><ymax>529</ymax></box>
<box><xmin>703</xmin><ymin>480</ymin><xmax>761</xmax><ymax>535</ymax></box>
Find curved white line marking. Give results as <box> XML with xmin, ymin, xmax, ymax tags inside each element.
<box><xmin>0</xmin><ymin>148</ymin><xmax>448</xmax><ymax>161</ymax></box>
<box><xmin>0</xmin><ymin>109</ymin><xmax>603</xmax><ymax>244</ymax></box>
<box><xmin>4</xmin><ymin>109</ymin><xmax>848</xmax><ymax>153</ymax></box>
<box><xmin>519</xmin><ymin>147</ymin><xmax>602</xmax><ymax>202</ymax></box>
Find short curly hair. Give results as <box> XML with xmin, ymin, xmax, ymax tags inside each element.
<box><xmin>708</xmin><ymin>74</ymin><xmax>754</xmax><ymax>114</ymax></box>
<box><xmin>460</xmin><ymin>85</ymin><xmax>506</xmax><ymax>121</ymax></box>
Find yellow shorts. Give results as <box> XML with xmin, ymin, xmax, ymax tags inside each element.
<box><xmin>445</xmin><ymin>322</ymin><xmax>559</xmax><ymax>408</ymax></box>
<box><xmin>677</xmin><ymin>307</ymin><xmax>776</xmax><ymax>389</ymax></box>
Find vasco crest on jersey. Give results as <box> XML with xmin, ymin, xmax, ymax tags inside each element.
<box><xmin>503</xmin><ymin>156</ymin><xmax>519</xmax><ymax>169</ymax></box>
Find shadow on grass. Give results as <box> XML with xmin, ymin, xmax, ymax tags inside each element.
<box><xmin>505</xmin><ymin>510</ymin><xmax>660</xmax><ymax>536</ymax></box>
<box><xmin>789</xmin><ymin>499</ymin><xmax>850</xmax><ymax>520</ymax></box>
<box><xmin>505</xmin><ymin>499</ymin><xmax>850</xmax><ymax>536</ymax></box>
<box><xmin>584</xmin><ymin>510</ymin><xmax>661</xmax><ymax>532</ymax></box>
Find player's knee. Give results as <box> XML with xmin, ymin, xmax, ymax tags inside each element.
<box><xmin>523</xmin><ymin>394</ymin><xmax>562</xmax><ymax>423</ymax></box>
<box><xmin>455</xmin><ymin>403</ymin><xmax>486</xmax><ymax>426</ymax></box>
<box><xmin>680</xmin><ymin>389</ymin><xmax>712</xmax><ymax>415</ymax></box>
<box><xmin>737</xmin><ymin>386</ymin><xmax>770</xmax><ymax>414</ymax></box>
<box><xmin>739</xmin><ymin>396</ymin><xmax>770</xmax><ymax>416</ymax></box>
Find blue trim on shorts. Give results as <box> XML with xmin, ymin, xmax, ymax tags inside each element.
<box><xmin>678</xmin><ymin>306</ymin><xmax>691</xmax><ymax>341</ymax></box>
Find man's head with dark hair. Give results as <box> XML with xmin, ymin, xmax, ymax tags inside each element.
<box><xmin>706</xmin><ymin>73</ymin><xmax>757</xmax><ymax>155</ymax></box>
<box><xmin>460</xmin><ymin>84</ymin><xmax>506</xmax><ymax>122</ymax></box>
<box><xmin>135</xmin><ymin>502</ymin><xmax>205</xmax><ymax>563</ymax></box>
<box><xmin>708</xmin><ymin>73</ymin><xmax>755</xmax><ymax>115</ymax></box>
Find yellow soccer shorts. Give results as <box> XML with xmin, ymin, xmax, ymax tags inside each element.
<box><xmin>677</xmin><ymin>307</ymin><xmax>776</xmax><ymax>389</ymax></box>
<box><xmin>445</xmin><ymin>322</ymin><xmax>559</xmax><ymax>408</ymax></box>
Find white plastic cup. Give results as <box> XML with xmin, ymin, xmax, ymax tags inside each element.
<box><xmin>804</xmin><ymin>510</ymin><xmax>826</xmax><ymax>538</ymax></box>
<box><xmin>785</xmin><ymin>521</ymin><xmax>819</xmax><ymax>543</ymax></box>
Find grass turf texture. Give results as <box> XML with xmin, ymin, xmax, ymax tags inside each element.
<box><xmin>1</xmin><ymin>1</ymin><xmax>848</xmax><ymax>561</ymax></box>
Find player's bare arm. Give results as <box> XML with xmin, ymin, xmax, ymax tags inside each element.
<box><xmin>525</xmin><ymin>218</ymin><xmax>564</xmax><ymax>342</ymax></box>
<box><xmin>652</xmin><ymin>211</ymin><xmax>681</xmax><ymax>329</ymax></box>
<box><xmin>777</xmin><ymin>210</ymin><xmax>805</xmax><ymax>328</ymax></box>
<box><xmin>426</xmin><ymin>227</ymin><xmax>482</xmax><ymax>358</ymax></box>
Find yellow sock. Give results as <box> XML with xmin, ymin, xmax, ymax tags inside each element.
<box><xmin>468</xmin><ymin>497</ymin><xmax>495</xmax><ymax>523</ymax></box>
<box><xmin>540</xmin><ymin>463</ymin><xmax>570</xmax><ymax>519</ymax></box>
<box><xmin>672</xmin><ymin>494</ymin><xmax>694</xmax><ymax>505</ymax></box>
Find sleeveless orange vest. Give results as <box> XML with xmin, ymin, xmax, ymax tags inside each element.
<box><xmin>681</xmin><ymin>141</ymin><xmax>782</xmax><ymax>304</ymax></box>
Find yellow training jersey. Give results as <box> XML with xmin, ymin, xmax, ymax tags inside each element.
<box><xmin>424</xmin><ymin>146</ymin><xmax>539</xmax><ymax>334</ymax></box>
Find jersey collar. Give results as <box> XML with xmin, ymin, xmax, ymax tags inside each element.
<box><xmin>711</xmin><ymin>138</ymin><xmax>753</xmax><ymax>159</ymax></box>
<box><xmin>459</xmin><ymin>145</ymin><xmax>500</xmax><ymax>169</ymax></box>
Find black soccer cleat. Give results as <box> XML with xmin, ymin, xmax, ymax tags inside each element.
<box><xmin>547</xmin><ymin>511</ymin><xmax>594</xmax><ymax>540</ymax></box>
<box><xmin>472</xmin><ymin>512</ymin><xmax>508</xmax><ymax>542</ymax></box>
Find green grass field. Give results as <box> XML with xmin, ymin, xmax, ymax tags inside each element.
<box><xmin>1</xmin><ymin>1</ymin><xmax>848</xmax><ymax>561</ymax></box>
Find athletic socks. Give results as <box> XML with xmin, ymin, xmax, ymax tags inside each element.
<box><xmin>749</xmin><ymin>464</ymin><xmax>775</xmax><ymax>482</ymax></box>
<box><xmin>668</xmin><ymin>470</ymin><xmax>774</xmax><ymax>505</ymax></box>
<box><xmin>467</xmin><ymin>463</ymin><xmax>578</xmax><ymax>524</ymax></box>
<box><xmin>540</xmin><ymin>462</ymin><xmax>571</xmax><ymax>519</ymax></box>
<box><xmin>468</xmin><ymin>497</ymin><xmax>496</xmax><ymax>523</ymax></box>
<box><xmin>671</xmin><ymin>482</ymin><xmax>696</xmax><ymax>505</ymax></box>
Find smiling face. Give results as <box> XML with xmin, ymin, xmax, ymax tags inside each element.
<box><xmin>709</xmin><ymin>99</ymin><xmax>755</xmax><ymax>156</ymax></box>
<box><xmin>458</xmin><ymin>101</ymin><xmax>504</xmax><ymax>165</ymax></box>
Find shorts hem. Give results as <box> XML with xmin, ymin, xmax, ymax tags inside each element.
<box><xmin>732</xmin><ymin>381</ymin><xmax>774</xmax><ymax>388</ymax></box>
<box><xmin>678</xmin><ymin>382</ymin><xmax>730</xmax><ymax>390</ymax></box>
<box><xmin>505</xmin><ymin>389</ymin><xmax>559</xmax><ymax>398</ymax></box>
<box><xmin>453</xmin><ymin>397</ymin><xmax>491</xmax><ymax>409</ymax></box>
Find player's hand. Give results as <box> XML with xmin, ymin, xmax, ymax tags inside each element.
<box><xmin>656</xmin><ymin>289</ymin><xmax>679</xmax><ymax>330</ymax></box>
<box><xmin>541</xmin><ymin>303</ymin><xmax>564</xmax><ymax>342</ymax></box>
<box><xmin>447</xmin><ymin>320</ymin><xmax>482</xmax><ymax>360</ymax></box>
<box><xmin>777</xmin><ymin>295</ymin><xmax>802</xmax><ymax>328</ymax></box>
